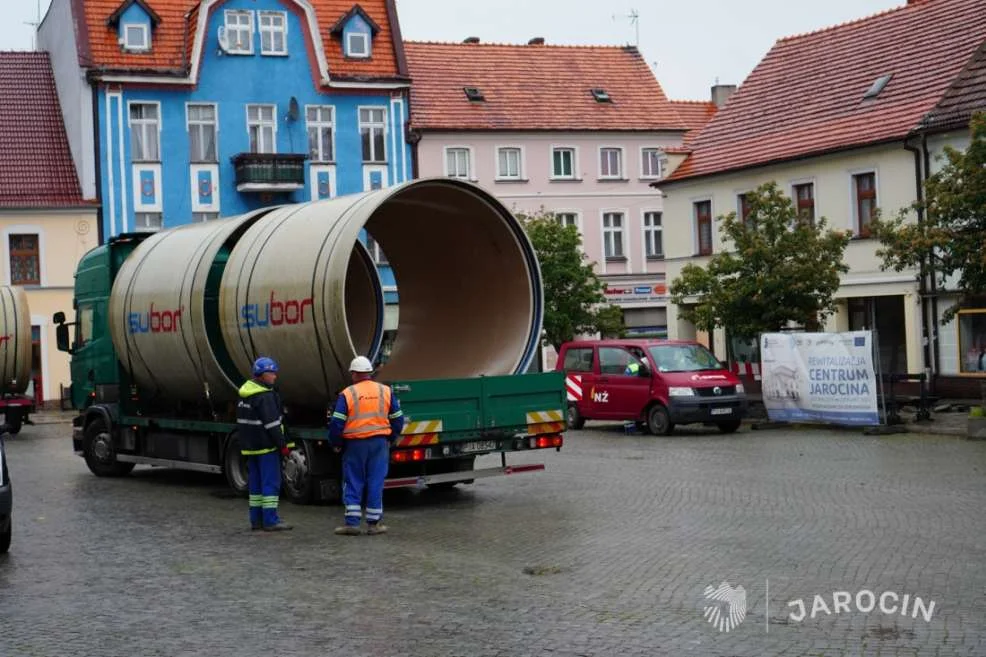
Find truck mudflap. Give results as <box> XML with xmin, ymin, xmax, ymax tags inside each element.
<box><xmin>383</xmin><ymin>463</ymin><xmax>545</xmax><ymax>490</ymax></box>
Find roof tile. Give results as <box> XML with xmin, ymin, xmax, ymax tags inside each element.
<box><xmin>919</xmin><ymin>40</ymin><xmax>986</xmax><ymax>130</ymax></box>
<box><xmin>668</xmin><ymin>100</ymin><xmax>717</xmax><ymax>147</ymax></box>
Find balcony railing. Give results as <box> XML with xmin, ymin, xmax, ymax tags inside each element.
<box><xmin>232</xmin><ymin>153</ymin><xmax>307</xmax><ymax>192</ymax></box>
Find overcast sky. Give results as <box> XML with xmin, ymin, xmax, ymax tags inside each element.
<box><xmin>1</xmin><ymin>0</ymin><xmax>902</xmax><ymax>99</ymax></box>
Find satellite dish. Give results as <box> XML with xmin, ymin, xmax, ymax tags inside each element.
<box><xmin>287</xmin><ymin>96</ymin><xmax>300</xmax><ymax>122</ymax></box>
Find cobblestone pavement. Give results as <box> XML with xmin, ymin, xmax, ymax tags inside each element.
<box><xmin>2</xmin><ymin>420</ymin><xmax>986</xmax><ymax>657</ymax></box>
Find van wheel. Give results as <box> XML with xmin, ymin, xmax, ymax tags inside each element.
<box><xmin>567</xmin><ymin>403</ymin><xmax>585</xmax><ymax>430</ymax></box>
<box><xmin>0</xmin><ymin>514</ymin><xmax>10</xmax><ymax>554</ymax></box>
<box><xmin>223</xmin><ymin>433</ymin><xmax>248</xmax><ymax>496</ymax></box>
<box><xmin>83</xmin><ymin>419</ymin><xmax>135</xmax><ymax>477</ymax></box>
<box><xmin>717</xmin><ymin>420</ymin><xmax>742</xmax><ymax>434</ymax></box>
<box><xmin>646</xmin><ymin>405</ymin><xmax>675</xmax><ymax>436</ymax></box>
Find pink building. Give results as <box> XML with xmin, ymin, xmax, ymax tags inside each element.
<box><xmin>406</xmin><ymin>38</ymin><xmax>720</xmax><ymax>338</ymax></box>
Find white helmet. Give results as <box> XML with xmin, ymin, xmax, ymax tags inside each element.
<box><xmin>349</xmin><ymin>356</ymin><xmax>374</xmax><ymax>373</ymax></box>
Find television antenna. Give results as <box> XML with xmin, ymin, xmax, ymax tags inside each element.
<box><xmin>612</xmin><ymin>9</ymin><xmax>640</xmax><ymax>48</ymax></box>
<box><xmin>24</xmin><ymin>0</ymin><xmax>42</xmax><ymax>50</ymax></box>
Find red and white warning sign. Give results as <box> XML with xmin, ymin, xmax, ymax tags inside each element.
<box><xmin>566</xmin><ymin>374</ymin><xmax>583</xmax><ymax>401</ymax></box>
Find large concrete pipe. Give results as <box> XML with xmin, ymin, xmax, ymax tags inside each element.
<box><xmin>0</xmin><ymin>286</ymin><xmax>32</xmax><ymax>395</ymax></box>
<box><xmin>219</xmin><ymin>177</ymin><xmax>543</xmax><ymax>406</ymax></box>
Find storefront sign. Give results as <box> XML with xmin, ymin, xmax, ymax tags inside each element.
<box><xmin>604</xmin><ymin>283</ymin><xmax>667</xmax><ymax>300</ymax></box>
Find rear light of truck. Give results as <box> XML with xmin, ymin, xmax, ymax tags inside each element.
<box><xmin>391</xmin><ymin>448</ymin><xmax>428</xmax><ymax>463</ymax></box>
<box><xmin>530</xmin><ymin>434</ymin><xmax>563</xmax><ymax>449</ymax></box>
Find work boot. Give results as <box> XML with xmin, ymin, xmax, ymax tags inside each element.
<box><xmin>251</xmin><ymin>523</ymin><xmax>262</xmax><ymax>531</ymax></box>
<box><xmin>366</xmin><ymin>523</ymin><xmax>388</xmax><ymax>536</ymax></box>
<box><xmin>263</xmin><ymin>522</ymin><xmax>293</xmax><ymax>532</ymax></box>
<box><xmin>334</xmin><ymin>525</ymin><xmax>362</xmax><ymax>536</ymax></box>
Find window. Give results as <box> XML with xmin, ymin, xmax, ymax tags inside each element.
<box><xmin>247</xmin><ymin>104</ymin><xmax>276</xmax><ymax>154</ymax></box>
<box><xmin>552</xmin><ymin>148</ymin><xmax>575</xmax><ymax>179</ymax></box>
<box><xmin>562</xmin><ymin>347</ymin><xmax>594</xmax><ymax>372</ymax></box>
<box><xmin>695</xmin><ymin>200</ymin><xmax>712</xmax><ymax>256</ymax></box>
<box><xmin>600</xmin><ymin>148</ymin><xmax>623</xmax><ymax>179</ymax></box>
<box><xmin>306</xmin><ymin>106</ymin><xmax>334</xmax><ymax>162</ymax></box>
<box><xmin>224</xmin><ymin>10</ymin><xmax>254</xmax><ymax>54</ymax></box>
<box><xmin>794</xmin><ymin>183</ymin><xmax>815</xmax><ymax>225</ymax></box>
<box><xmin>364</xmin><ymin>235</ymin><xmax>388</xmax><ymax>265</ymax></box>
<box><xmin>599</xmin><ymin>347</ymin><xmax>636</xmax><ymax>375</ymax></box>
<box><xmin>259</xmin><ymin>11</ymin><xmax>286</xmax><ymax>55</ymax></box>
<box><xmin>958</xmin><ymin>310</ymin><xmax>986</xmax><ymax>374</ymax></box>
<box><xmin>193</xmin><ymin>212</ymin><xmax>219</xmax><ymax>222</ymax></box>
<box><xmin>359</xmin><ymin>108</ymin><xmax>386</xmax><ymax>163</ymax></box>
<box><xmin>347</xmin><ymin>32</ymin><xmax>370</xmax><ymax>58</ymax></box>
<box><xmin>591</xmin><ymin>88</ymin><xmax>611</xmax><ymax>103</ymax></box>
<box><xmin>643</xmin><ymin>211</ymin><xmax>663</xmax><ymax>258</ymax></box>
<box><xmin>463</xmin><ymin>87</ymin><xmax>484</xmax><ymax>102</ymax></box>
<box><xmin>445</xmin><ymin>148</ymin><xmax>471</xmax><ymax>179</ymax></box>
<box><xmin>555</xmin><ymin>213</ymin><xmax>578</xmax><ymax>229</ymax></box>
<box><xmin>123</xmin><ymin>24</ymin><xmax>149</xmax><ymax>51</ymax></box>
<box><xmin>603</xmin><ymin>212</ymin><xmax>625</xmax><ymax>259</ymax></box>
<box><xmin>187</xmin><ymin>104</ymin><xmax>217</xmax><ymax>163</ymax></box>
<box><xmin>497</xmin><ymin>147</ymin><xmax>522</xmax><ymax>180</ymax></box>
<box><xmin>135</xmin><ymin>213</ymin><xmax>162</xmax><ymax>231</ymax></box>
<box><xmin>738</xmin><ymin>194</ymin><xmax>754</xmax><ymax>230</ymax></box>
<box><xmin>853</xmin><ymin>172</ymin><xmax>877</xmax><ymax>237</ymax></box>
<box><xmin>9</xmin><ymin>234</ymin><xmax>39</xmax><ymax>285</ymax></box>
<box><xmin>129</xmin><ymin>103</ymin><xmax>159</xmax><ymax>161</ymax></box>
<box><xmin>641</xmin><ymin>148</ymin><xmax>662</xmax><ymax>178</ymax></box>
<box><xmin>77</xmin><ymin>304</ymin><xmax>94</xmax><ymax>349</ymax></box>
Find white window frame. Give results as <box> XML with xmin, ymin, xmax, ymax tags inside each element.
<box><xmin>495</xmin><ymin>146</ymin><xmax>525</xmax><ymax>181</ymax></box>
<box><xmin>848</xmin><ymin>168</ymin><xmax>879</xmax><ymax>236</ymax></box>
<box><xmin>599</xmin><ymin>146</ymin><xmax>625</xmax><ymax>180</ymax></box>
<box><xmin>259</xmin><ymin>11</ymin><xmax>287</xmax><ymax>56</ymax></box>
<box><xmin>358</xmin><ymin>106</ymin><xmax>387</xmax><ymax>163</ymax></box>
<box><xmin>186</xmin><ymin>103</ymin><xmax>218</xmax><ymax>163</ymax></box>
<box><xmin>642</xmin><ymin>210</ymin><xmax>663</xmax><ymax>259</ymax></box>
<box><xmin>134</xmin><ymin>212</ymin><xmax>163</xmax><ymax>232</ymax></box>
<box><xmin>305</xmin><ymin>105</ymin><xmax>335</xmax><ymax>163</ymax></box>
<box><xmin>553</xmin><ymin>210</ymin><xmax>581</xmax><ymax>232</ymax></box>
<box><xmin>127</xmin><ymin>101</ymin><xmax>161</xmax><ymax>162</ymax></box>
<box><xmin>123</xmin><ymin>23</ymin><xmax>149</xmax><ymax>51</ymax></box>
<box><xmin>443</xmin><ymin>146</ymin><xmax>473</xmax><ymax>180</ymax></box>
<box><xmin>347</xmin><ymin>31</ymin><xmax>370</xmax><ymax>58</ymax></box>
<box><xmin>640</xmin><ymin>147</ymin><xmax>663</xmax><ymax>179</ymax></box>
<box><xmin>602</xmin><ymin>211</ymin><xmax>626</xmax><ymax>260</ymax></box>
<box><xmin>246</xmin><ymin>104</ymin><xmax>277</xmax><ymax>154</ymax></box>
<box><xmin>224</xmin><ymin>10</ymin><xmax>254</xmax><ymax>55</ymax></box>
<box><xmin>550</xmin><ymin>146</ymin><xmax>578</xmax><ymax>180</ymax></box>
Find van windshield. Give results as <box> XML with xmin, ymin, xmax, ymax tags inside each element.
<box><xmin>647</xmin><ymin>344</ymin><xmax>723</xmax><ymax>373</ymax></box>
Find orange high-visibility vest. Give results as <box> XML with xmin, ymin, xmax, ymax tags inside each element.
<box><xmin>341</xmin><ymin>380</ymin><xmax>392</xmax><ymax>440</ymax></box>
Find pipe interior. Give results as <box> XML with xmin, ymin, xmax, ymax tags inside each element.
<box><xmin>364</xmin><ymin>182</ymin><xmax>535</xmax><ymax>381</ymax></box>
<box><xmin>344</xmin><ymin>245</ymin><xmax>381</xmax><ymax>360</ymax></box>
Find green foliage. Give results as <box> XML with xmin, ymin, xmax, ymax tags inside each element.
<box><xmin>970</xmin><ymin>406</ymin><xmax>985</xmax><ymax>418</ymax></box>
<box><xmin>519</xmin><ymin>209</ymin><xmax>625</xmax><ymax>350</ymax></box>
<box><xmin>872</xmin><ymin>112</ymin><xmax>986</xmax><ymax>322</ymax></box>
<box><xmin>669</xmin><ymin>181</ymin><xmax>851</xmax><ymax>339</ymax></box>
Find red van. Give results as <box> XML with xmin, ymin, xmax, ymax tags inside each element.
<box><xmin>556</xmin><ymin>339</ymin><xmax>748</xmax><ymax>435</ymax></box>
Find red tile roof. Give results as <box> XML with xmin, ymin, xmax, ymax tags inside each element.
<box><xmin>405</xmin><ymin>41</ymin><xmax>684</xmax><ymax>131</ymax></box>
<box><xmin>76</xmin><ymin>0</ymin><xmax>407</xmax><ymax>82</ymax></box>
<box><xmin>668</xmin><ymin>100</ymin><xmax>717</xmax><ymax>147</ymax></box>
<box><xmin>0</xmin><ymin>52</ymin><xmax>87</xmax><ymax>209</ymax></box>
<box><xmin>666</xmin><ymin>0</ymin><xmax>986</xmax><ymax>183</ymax></box>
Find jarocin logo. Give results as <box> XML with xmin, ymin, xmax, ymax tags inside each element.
<box><xmin>129</xmin><ymin>304</ymin><xmax>184</xmax><ymax>334</ymax></box>
<box><xmin>241</xmin><ymin>291</ymin><xmax>314</xmax><ymax>329</ymax></box>
<box><xmin>703</xmin><ymin>581</ymin><xmax>747</xmax><ymax>632</ymax></box>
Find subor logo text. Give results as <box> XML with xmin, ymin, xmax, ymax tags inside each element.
<box><xmin>703</xmin><ymin>581</ymin><xmax>747</xmax><ymax>632</ymax></box>
<box><xmin>129</xmin><ymin>304</ymin><xmax>184</xmax><ymax>334</ymax></box>
<box><xmin>241</xmin><ymin>291</ymin><xmax>314</xmax><ymax>329</ymax></box>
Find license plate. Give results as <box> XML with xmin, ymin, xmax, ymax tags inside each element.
<box><xmin>710</xmin><ymin>407</ymin><xmax>732</xmax><ymax>416</ymax></box>
<box><xmin>462</xmin><ymin>440</ymin><xmax>497</xmax><ymax>453</ymax></box>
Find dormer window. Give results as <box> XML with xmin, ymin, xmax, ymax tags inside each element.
<box><xmin>123</xmin><ymin>23</ymin><xmax>149</xmax><ymax>51</ymax></box>
<box><xmin>107</xmin><ymin>0</ymin><xmax>160</xmax><ymax>53</ymax></box>
<box><xmin>347</xmin><ymin>32</ymin><xmax>370</xmax><ymax>58</ymax></box>
<box><xmin>331</xmin><ymin>4</ymin><xmax>382</xmax><ymax>60</ymax></box>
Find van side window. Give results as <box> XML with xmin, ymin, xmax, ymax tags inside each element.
<box><xmin>562</xmin><ymin>347</ymin><xmax>594</xmax><ymax>372</ymax></box>
<box><xmin>599</xmin><ymin>347</ymin><xmax>635</xmax><ymax>375</ymax></box>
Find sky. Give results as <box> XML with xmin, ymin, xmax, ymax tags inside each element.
<box><xmin>0</xmin><ymin>0</ymin><xmax>903</xmax><ymax>99</ymax></box>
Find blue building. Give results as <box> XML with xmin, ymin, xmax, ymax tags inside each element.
<box><xmin>39</xmin><ymin>0</ymin><xmax>409</xmax><ymax>337</ymax></box>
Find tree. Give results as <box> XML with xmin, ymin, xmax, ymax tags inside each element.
<box><xmin>872</xmin><ymin>112</ymin><xmax>986</xmax><ymax>322</ymax></box>
<box><xmin>669</xmin><ymin>181</ymin><xmax>851</xmax><ymax>342</ymax></box>
<box><xmin>519</xmin><ymin>209</ymin><xmax>625</xmax><ymax>350</ymax></box>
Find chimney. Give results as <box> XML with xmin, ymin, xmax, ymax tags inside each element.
<box><xmin>711</xmin><ymin>84</ymin><xmax>737</xmax><ymax>108</ymax></box>
<box><xmin>463</xmin><ymin>36</ymin><xmax>480</xmax><ymax>44</ymax></box>
<box><xmin>528</xmin><ymin>37</ymin><xmax>545</xmax><ymax>45</ymax></box>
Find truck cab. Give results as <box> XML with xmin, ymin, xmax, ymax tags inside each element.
<box><xmin>557</xmin><ymin>339</ymin><xmax>748</xmax><ymax>435</ymax></box>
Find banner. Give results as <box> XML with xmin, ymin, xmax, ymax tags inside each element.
<box><xmin>760</xmin><ymin>331</ymin><xmax>879</xmax><ymax>426</ymax></box>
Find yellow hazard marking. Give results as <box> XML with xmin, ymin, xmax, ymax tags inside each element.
<box><xmin>525</xmin><ymin>410</ymin><xmax>564</xmax><ymax>424</ymax></box>
<box><xmin>526</xmin><ymin>421</ymin><xmax>566</xmax><ymax>436</ymax></box>
<box><xmin>402</xmin><ymin>419</ymin><xmax>443</xmax><ymax>435</ymax></box>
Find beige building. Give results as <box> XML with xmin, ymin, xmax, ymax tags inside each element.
<box><xmin>0</xmin><ymin>52</ymin><xmax>98</xmax><ymax>407</ymax></box>
<box><xmin>655</xmin><ymin>0</ymin><xmax>986</xmax><ymax>396</ymax></box>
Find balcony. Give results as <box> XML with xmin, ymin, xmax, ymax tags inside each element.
<box><xmin>232</xmin><ymin>153</ymin><xmax>307</xmax><ymax>192</ymax></box>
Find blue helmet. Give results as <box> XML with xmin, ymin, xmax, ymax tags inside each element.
<box><xmin>253</xmin><ymin>356</ymin><xmax>279</xmax><ymax>376</ymax></box>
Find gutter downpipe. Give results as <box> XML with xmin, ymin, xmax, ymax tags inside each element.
<box><xmin>904</xmin><ymin>135</ymin><xmax>933</xmax><ymax>393</ymax></box>
<box><xmin>923</xmin><ymin>132</ymin><xmax>941</xmax><ymax>393</ymax></box>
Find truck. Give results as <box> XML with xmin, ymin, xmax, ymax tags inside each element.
<box><xmin>53</xmin><ymin>179</ymin><xmax>566</xmax><ymax>503</ymax></box>
<box><xmin>0</xmin><ymin>285</ymin><xmax>37</xmax><ymax>434</ymax></box>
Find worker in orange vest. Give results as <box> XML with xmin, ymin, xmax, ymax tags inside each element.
<box><xmin>327</xmin><ymin>356</ymin><xmax>404</xmax><ymax>535</ymax></box>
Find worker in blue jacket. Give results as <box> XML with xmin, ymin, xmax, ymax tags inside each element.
<box><xmin>237</xmin><ymin>356</ymin><xmax>294</xmax><ymax>532</ymax></box>
<box><xmin>327</xmin><ymin>356</ymin><xmax>405</xmax><ymax>536</ymax></box>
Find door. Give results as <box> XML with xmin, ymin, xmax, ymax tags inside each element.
<box><xmin>594</xmin><ymin>346</ymin><xmax>651</xmax><ymax>420</ymax></box>
<box><xmin>560</xmin><ymin>346</ymin><xmax>595</xmax><ymax>417</ymax></box>
<box><xmin>30</xmin><ymin>325</ymin><xmax>42</xmax><ymax>405</ymax></box>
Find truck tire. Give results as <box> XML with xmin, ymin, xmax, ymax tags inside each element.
<box><xmin>4</xmin><ymin>410</ymin><xmax>22</xmax><ymax>436</ymax></box>
<box><xmin>281</xmin><ymin>443</ymin><xmax>313</xmax><ymax>504</ymax></box>
<box><xmin>83</xmin><ymin>419</ymin><xmax>135</xmax><ymax>477</ymax></box>
<box><xmin>717</xmin><ymin>419</ymin><xmax>742</xmax><ymax>434</ymax></box>
<box><xmin>222</xmin><ymin>433</ymin><xmax>248</xmax><ymax>496</ymax></box>
<box><xmin>646</xmin><ymin>404</ymin><xmax>675</xmax><ymax>436</ymax></box>
<box><xmin>567</xmin><ymin>403</ymin><xmax>585</xmax><ymax>430</ymax></box>
<box><xmin>0</xmin><ymin>514</ymin><xmax>10</xmax><ymax>554</ymax></box>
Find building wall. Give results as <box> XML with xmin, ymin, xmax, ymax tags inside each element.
<box><xmin>0</xmin><ymin>209</ymin><xmax>99</xmax><ymax>405</ymax></box>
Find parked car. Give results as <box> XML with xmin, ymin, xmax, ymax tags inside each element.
<box><xmin>557</xmin><ymin>339</ymin><xmax>749</xmax><ymax>435</ymax></box>
<box><xmin>0</xmin><ymin>425</ymin><xmax>11</xmax><ymax>553</ymax></box>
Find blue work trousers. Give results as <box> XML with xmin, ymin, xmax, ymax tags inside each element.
<box><xmin>342</xmin><ymin>436</ymin><xmax>389</xmax><ymax>527</ymax></box>
<box><xmin>247</xmin><ymin>451</ymin><xmax>282</xmax><ymax>527</ymax></box>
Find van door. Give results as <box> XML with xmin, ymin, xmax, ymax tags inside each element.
<box><xmin>594</xmin><ymin>346</ymin><xmax>652</xmax><ymax>420</ymax></box>
<box><xmin>560</xmin><ymin>345</ymin><xmax>596</xmax><ymax>418</ymax></box>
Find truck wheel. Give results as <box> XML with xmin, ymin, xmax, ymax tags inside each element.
<box><xmin>281</xmin><ymin>444</ymin><xmax>313</xmax><ymax>504</ymax></box>
<box><xmin>0</xmin><ymin>514</ymin><xmax>10</xmax><ymax>554</ymax></box>
<box><xmin>222</xmin><ymin>433</ymin><xmax>248</xmax><ymax>496</ymax></box>
<box><xmin>567</xmin><ymin>403</ymin><xmax>586</xmax><ymax>430</ymax></box>
<box><xmin>4</xmin><ymin>410</ymin><xmax>22</xmax><ymax>435</ymax></box>
<box><xmin>83</xmin><ymin>419</ymin><xmax>135</xmax><ymax>477</ymax></box>
<box><xmin>646</xmin><ymin>404</ymin><xmax>675</xmax><ymax>436</ymax></box>
<box><xmin>717</xmin><ymin>420</ymin><xmax>742</xmax><ymax>434</ymax></box>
